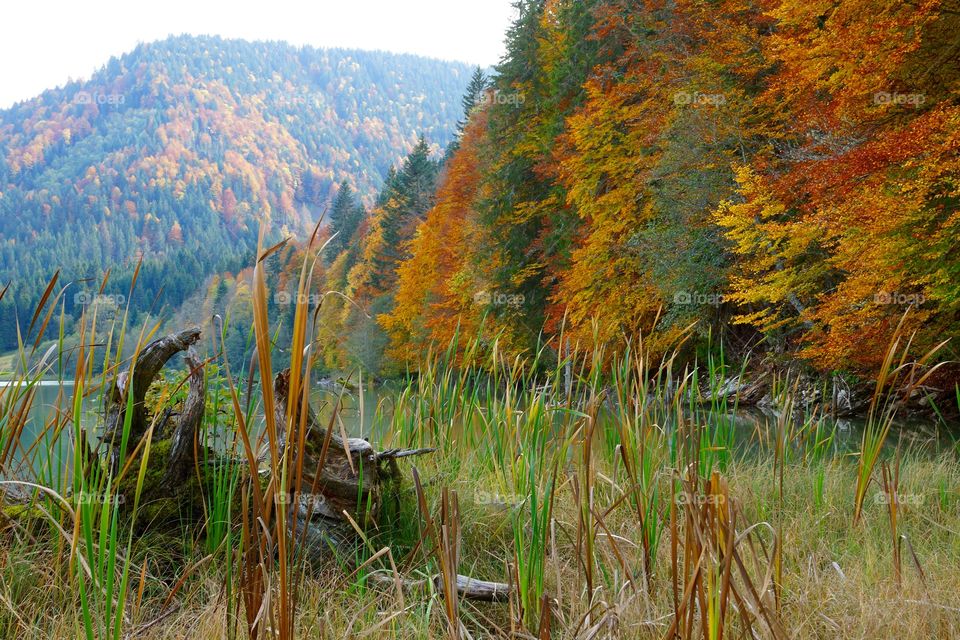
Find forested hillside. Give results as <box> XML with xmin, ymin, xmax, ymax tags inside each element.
<box><xmin>0</xmin><ymin>35</ymin><xmax>473</xmax><ymax>349</ymax></box>
<box><xmin>303</xmin><ymin>0</ymin><xmax>958</xmax><ymax>379</ymax></box>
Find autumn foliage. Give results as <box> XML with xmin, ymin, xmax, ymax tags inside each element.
<box><xmin>0</xmin><ymin>36</ymin><xmax>473</xmax><ymax>350</ymax></box>
<box><xmin>368</xmin><ymin>0</ymin><xmax>959</xmax><ymax>376</ymax></box>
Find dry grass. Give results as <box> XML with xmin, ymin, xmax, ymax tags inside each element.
<box><xmin>1</xmin><ymin>269</ymin><xmax>957</xmax><ymax>639</ymax></box>
<box><xmin>1</xmin><ymin>451</ymin><xmax>958</xmax><ymax>639</ymax></box>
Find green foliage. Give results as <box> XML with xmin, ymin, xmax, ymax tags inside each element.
<box><xmin>0</xmin><ymin>35</ymin><xmax>474</xmax><ymax>351</ymax></box>
<box><xmin>326</xmin><ymin>182</ymin><xmax>366</xmax><ymax>259</ymax></box>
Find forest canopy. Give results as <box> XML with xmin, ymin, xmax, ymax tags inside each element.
<box><xmin>303</xmin><ymin>0</ymin><xmax>959</xmax><ymax>379</ymax></box>
<box><xmin>0</xmin><ymin>35</ymin><xmax>474</xmax><ymax>350</ymax></box>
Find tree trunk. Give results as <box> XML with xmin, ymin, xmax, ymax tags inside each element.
<box><xmin>160</xmin><ymin>351</ymin><xmax>206</xmax><ymax>490</ymax></box>
<box><xmin>95</xmin><ymin>330</ymin><xmax>510</xmax><ymax>602</ymax></box>
<box><xmin>101</xmin><ymin>327</ymin><xmax>202</xmax><ymax>470</ymax></box>
<box><xmin>101</xmin><ymin>328</ymin><xmax>208</xmax><ymax>519</ymax></box>
<box><xmin>273</xmin><ymin>369</ymin><xmax>512</xmax><ymax>601</ymax></box>
<box><xmin>273</xmin><ymin>369</ymin><xmax>388</xmax><ymax>524</ymax></box>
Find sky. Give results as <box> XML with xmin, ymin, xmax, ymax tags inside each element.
<box><xmin>0</xmin><ymin>0</ymin><xmax>517</xmax><ymax>108</ymax></box>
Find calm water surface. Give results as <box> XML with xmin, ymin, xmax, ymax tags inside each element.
<box><xmin>7</xmin><ymin>380</ymin><xmax>956</xmax><ymax>481</ymax></box>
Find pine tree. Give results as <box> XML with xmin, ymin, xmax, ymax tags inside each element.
<box><xmin>345</xmin><ymin>137</ymin><xmax>440</xmax><ymax>305</ymax></box>
<box><xmin>398</xmin><ymin>136</ymin><xmax>438</xmax><ymax>217</ymax></box>
<box><xmin>448</xmin><ymin>67</ymin><xmax>489</xmax><ymax>154</ymax></box>
<box><xmin>327</xmin><ymin>181</ymin><xmax>365</xmax><ymax>258</ymax></box>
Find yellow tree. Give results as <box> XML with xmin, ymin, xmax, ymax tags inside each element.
<box><xmin>381</xmin><ymin>111</ymin><xmax>490</xmax><ymax>363</ymax></box>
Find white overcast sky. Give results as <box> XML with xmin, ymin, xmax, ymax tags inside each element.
<box><xmin>0</xmin><ymin>0</ymin><xmax>516</xmax><ymax>108</ymax></box>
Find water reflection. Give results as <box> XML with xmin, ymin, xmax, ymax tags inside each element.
<box><xmin>10</xmin><ymin>379</ymin><xmax>955</xmax><ymax>483</ymax></box>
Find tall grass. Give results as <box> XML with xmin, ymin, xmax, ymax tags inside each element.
<box><xmin>852</xmin><ymin>313</ymin><xmax>948</xmax><ymax>524</ymax></box>
<box><xmin>1</xmin><ymin>261</ymin><xmax>956</xmax><ymax>638</ymax></box>
<box><xmin>0</xmin><ymin>270</ymin><xmax>171</xmax><ymax>640</ymax></box>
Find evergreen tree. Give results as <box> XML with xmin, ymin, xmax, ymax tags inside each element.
<box><xmin>353</xmin><ymin>137</ymin><xmax>439</xmax><ymax>298</ymax></box>
<box><xmin>398</xmin><ymin>136</ymin><xmax>438</xmax><ymax>217</ymax></box>
<box><xmin>327</xmin><ymin>181</ymin><xmax>366</xmax><ymax>258</ymax></box>
<box><xmin>448</xmin><ymin>67</ymin><xmax>489</xmax><ymax>154</ymax></box>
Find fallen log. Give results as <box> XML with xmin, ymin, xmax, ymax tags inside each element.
<box><xmin>87</xmin><ymin>331</ymin><xmax>512</xmax><ymax>604</ymax></box>
<box><xmin>272</xmin><ymin>369</ymin><xmax>437</xmax><ymax>543</ymax></box>
<box><xmin>273</xmin><ymin>369</ymin><xmax>512</xmax><ymax>602</ymax></box>
<box><xmin>273</xmin><ymin>368</ymin><xmax>388</xmax><ymax>525</ymax></box>
<box><xmin>367</xmin><ymin>571</ymin><xmax>511</xmax><ymax>603</ymax></box>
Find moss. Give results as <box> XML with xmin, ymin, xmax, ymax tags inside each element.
<box><xmin>117</xmin><ymin>436</ymin><xmax>206</xmax><ymax>530</ymax></box>
<box><xmin>1</xmin><ymin>504</ymin><xmax>47</xmax><ymax>521</ymax></box>
<box><xmin>115</xmin><ymin>437</ymin><xmax>166</xmax><ymax>498</ymax></box>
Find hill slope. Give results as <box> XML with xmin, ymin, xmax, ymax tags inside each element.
<box><xmin>0</xmin><ymin>35</ymin><xmax>473</xmax><ymax>348</ymax></box>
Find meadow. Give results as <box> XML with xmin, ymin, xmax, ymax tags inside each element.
<box><xmin>0</xmin><ymin>261</ymin><xmax>958</xmax><ymax>640</ymax></box>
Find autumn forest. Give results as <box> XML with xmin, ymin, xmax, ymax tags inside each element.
<box><xmin>279</xmin><ymin>0</ymin><xmax>959</xmax><ymax>383</ymax></box>
<box><xmin>1</xmin><ymin>1</ymin><xmax>960</xmax><ymax>638</ymax></box>
<box><xmin>3</xmin><ymin>3</ymin><xmax>958</xmax><ymax>382</ymax></box>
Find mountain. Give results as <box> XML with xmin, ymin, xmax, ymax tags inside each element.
<box><xmin>0</xmin><ymin>35</ymin><xmax>474</xmax><ymax>349</ymax></box>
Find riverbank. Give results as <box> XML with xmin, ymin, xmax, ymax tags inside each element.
<box><xmin>0</xmin><ymin>338</ymin><xmax>960</xmax><ymax>639</ymax></box>
<box><xmin>1</xmin><ymin>317</ymin><xmax>958</xmax><ymax>638</ymax></box>
<box><xmin>2</xmin><ymin>448</ymin><xmax>959</xmax><ymax>637</ymax></box>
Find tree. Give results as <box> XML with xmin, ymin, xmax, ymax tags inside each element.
<box><xmin>327</xmin><ymin>181</ymin><xmax>365</xmax><ymax>258</ymax></box>
<box><xmin>382</xmin><ymin>108</ymin><xmax>490</xmax><ymax>363</ymax></box>
<box><xmin>449</xmin><ymin>67</ymin><xmax>489</xmax><ymax>151</ymax></box>
<box><xmin>349</xmin><ymin>137</ymin><xmax>439</xmax><ymax>299</ymax></box>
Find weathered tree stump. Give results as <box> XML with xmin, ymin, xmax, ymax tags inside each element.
<box><xmin>101</xmin><ymin>327</ymin><xmax>203</xmax><ymax>471</ymax></box>
<box><xmin>273</xmin><ymin>368</ymin><xmax>431</xmax><ymax>555</ymax></box>
<box><xmin>98</xmin><ymin>328</ymin><xmax>209</xmax><ymax>522</ymax></box>
<box><xmin>273</xmin><ymin>369</ymin><xmax>385</xmax><ymax>524</ymax></box>
<box><xmin>159</xmin><ymin>351</ymin><xmax>206</xmax><ymax>491</ymax></box>
<box><xmin>272</xmin><ymin>369</ymin><xmax>511</xmax><ymax>601</ymax></box>
<box><xmin>95</xmin><ymin>328</ymin><xmax>510</xmax><ymax>602</ymax></box>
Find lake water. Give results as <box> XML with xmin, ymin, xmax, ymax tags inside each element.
<box><xmin>1</xmin><ymin>380</ymin><xmax>95</xmax><ymax>485</ymax></box>
<box><xmin>6</xmin><ymin>380</ymin><xmax>956</xmax><ymax>483</ymax></box>
<box><xmin>2</xmin><ymin>380</ymin><xmax>384</xmax><ymax>480</ymax></box>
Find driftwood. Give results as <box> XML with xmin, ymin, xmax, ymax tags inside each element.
<box><xmin>367</xmin><ymin>572</ymin><xmax>511</xmax><ymax>603</ymax></box>
<box><xmin>93</xmin><ymin>329</ymin><xmax>510</xmax><ymax>603</ymax></box>
<box><xmin>273</xmin><ymin>368</ymin><xmax>437</xmax><ymax>550</ymax></box>
<box><xmin>273</xmin><ymin>368</ymin><xmax>512</xmax><ymax>602</ymax></box>
<box><xmin>273</xmin><ymin>369</ymin><xmax>386</xmax><ymax>524</ymax></box>
<box><xmin>101</xmin><ymin>327</ymin><xmax>202</xmax><ymax>472</ymax></box>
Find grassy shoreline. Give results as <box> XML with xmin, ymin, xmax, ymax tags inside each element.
<box><xmin>0</xmin><ymin>267</ymin><xmax>957</xmax><ymax>639</ymax></box>
<box><xmin>2</xmin><ymin>445</ymin><xmax>958</xmax><ymax>637</ymax></box>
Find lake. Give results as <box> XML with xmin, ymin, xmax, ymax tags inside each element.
<box><xmin>5</xmin><ymin>379</ymin><xmax>956</xmax><ymax>484</ymax></box>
